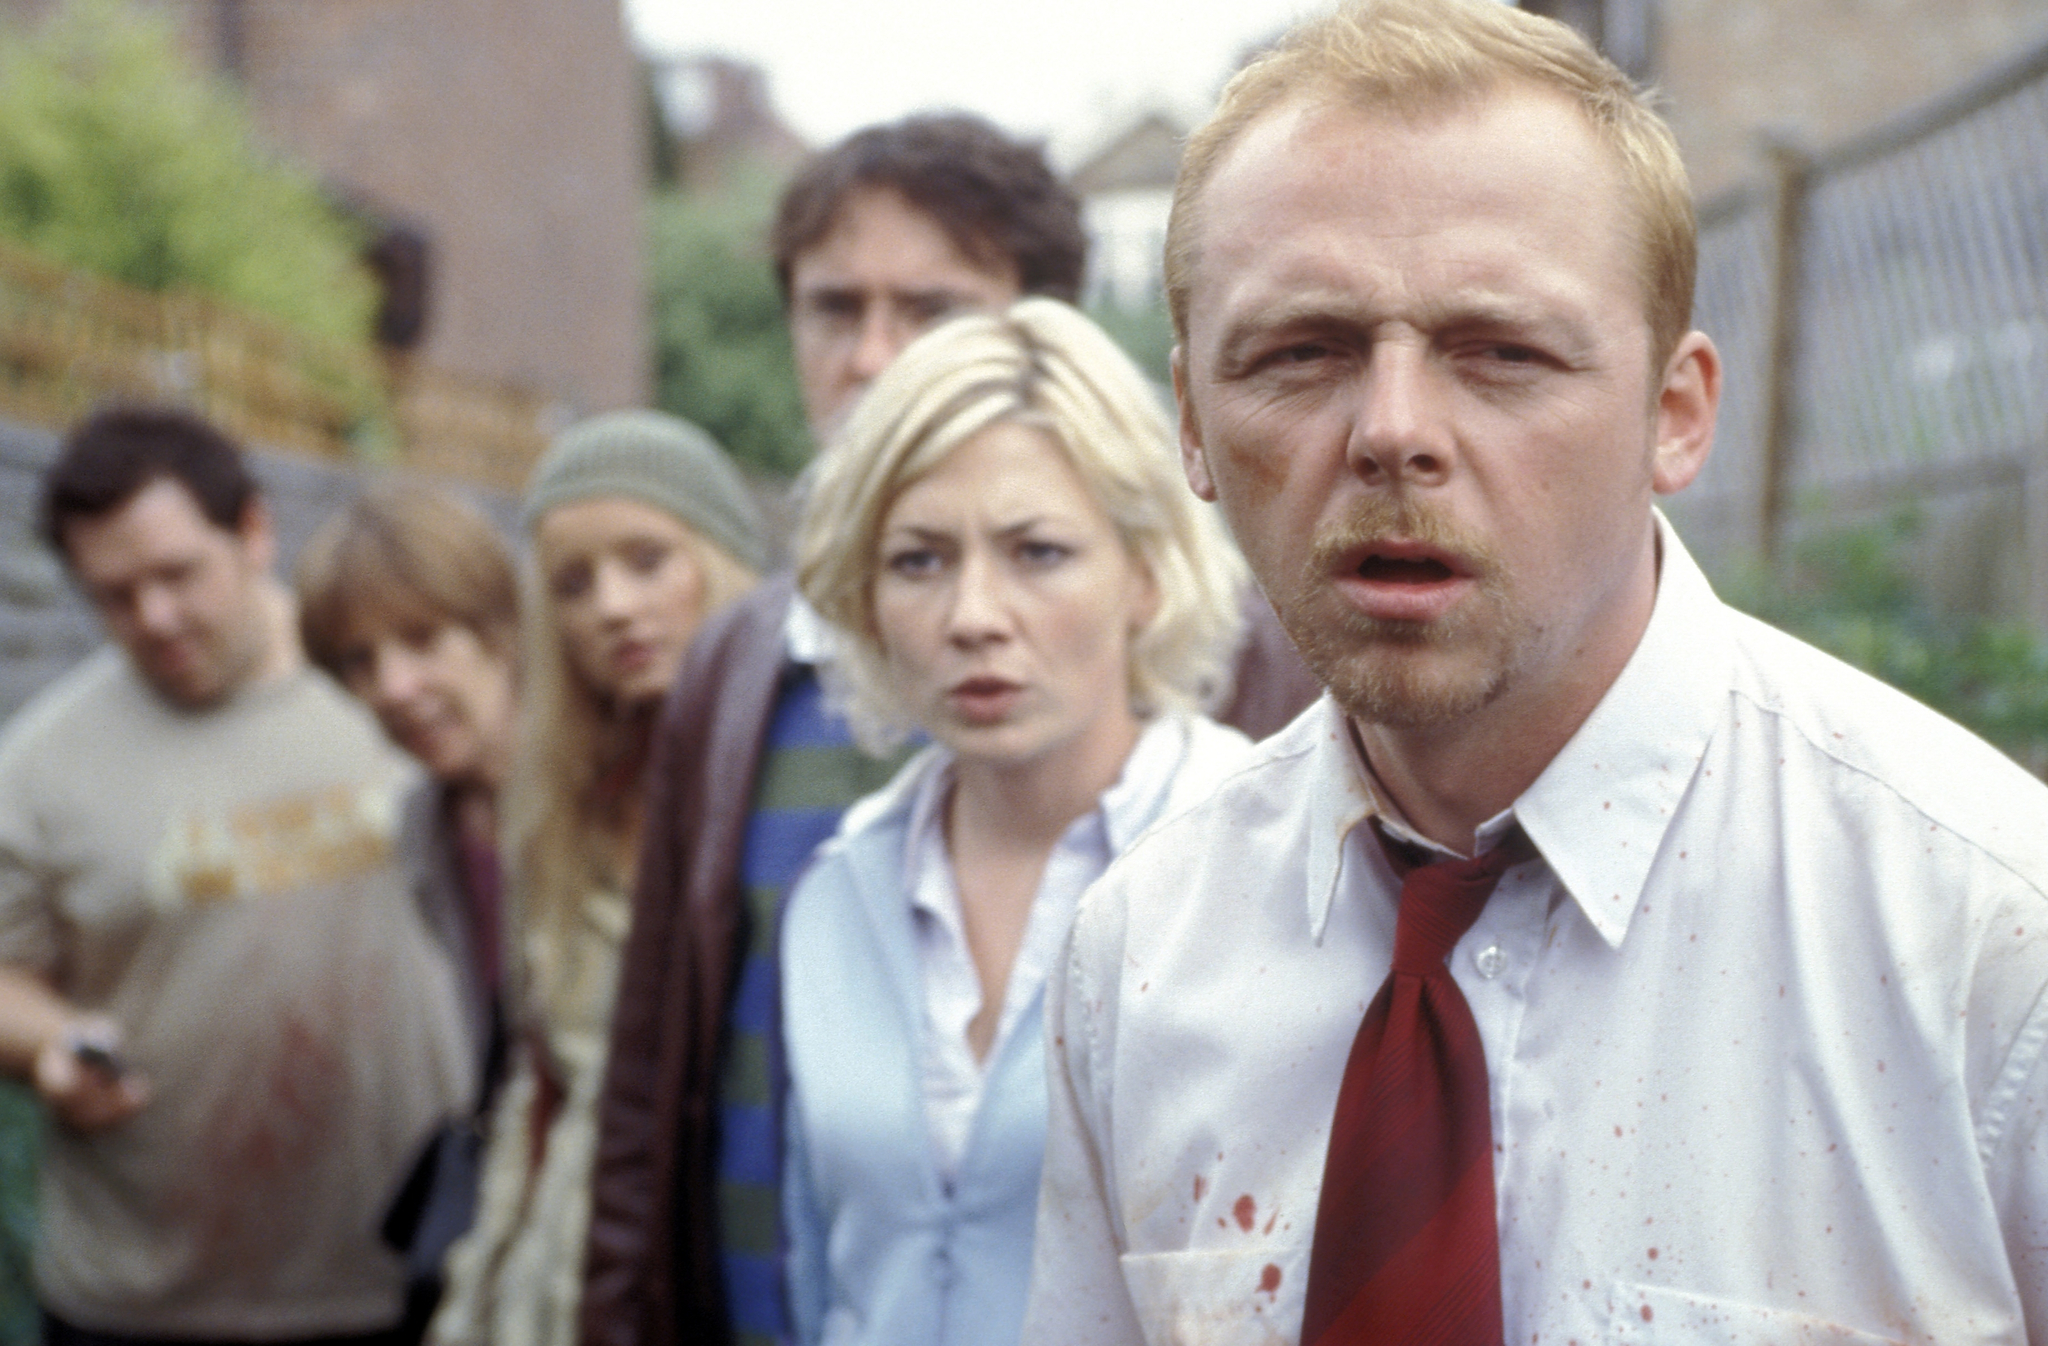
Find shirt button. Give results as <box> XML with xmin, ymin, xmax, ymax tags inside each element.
<box><xmin>1473</xmin><ymin>944</ymin><xmax>1507</xmax><ymax>979</ymax></box>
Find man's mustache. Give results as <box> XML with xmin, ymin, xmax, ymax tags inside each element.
<box><xmin>1304</xmin><ymin>496</ymin><xmax>1503</xmax><ymax>581</ymax></box>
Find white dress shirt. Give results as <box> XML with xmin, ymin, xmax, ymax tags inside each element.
<box><xmin>783</xmin><ymin>591</ymin><xmax>841</xmax><ymax>666</ymax></box>
<box><xmin>904</xmin><ymin>717</ymin><xmax>1221</xmax><ymax>1184</ymax></box>
<box><xmin>1023</xmin><ymin>517</ymin><xmax>2048</xmax><ymax>1346</ymax></box>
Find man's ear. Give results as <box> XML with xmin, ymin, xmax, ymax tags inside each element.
<box><xmin>1172</xmin><ymin>345</ymin><xmax>1218</xmax><ymax>502</ymax></box>
<box><xmin>236</xmin><ymin>496</ymin><xmax>278</xmax><ymax>573</ymax></box>
<box><xmin>1651</xmin><ymin>331</ymin><xmax>1720</xmax><ymax>496</ymax></box>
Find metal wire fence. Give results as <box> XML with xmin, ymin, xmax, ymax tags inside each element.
<box><xmin>1666</xmin><ymin>33</ymin><xmax>2048</xmax><ymax>626</ymax></box>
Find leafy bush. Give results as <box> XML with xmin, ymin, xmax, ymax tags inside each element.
<box><xmin>1088</xmin><ymin>301</ymin><xmax>1175</xmax><ymax>386</ymax></box>
<box><xmin>647</xmin><ymin>176</ymin><xmax>810</xmax><ymax>480</ymax></box>
<box><xmin>0</xmin><ymin>0</ymin><xmax>375</xmax><ymax>344</ymax></box>
<box><xmin>1719</xmin><ymin>510</ymin><xmax>2048</xmax><ymax>774</ymax></box>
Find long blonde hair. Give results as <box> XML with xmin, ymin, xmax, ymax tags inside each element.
<box><xmin>506</xmin><ymin>485</ymin><xmax>759</xmax><ymax>1026</ymax></box>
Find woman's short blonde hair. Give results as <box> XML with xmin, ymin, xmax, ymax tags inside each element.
<box><xmin>795</xmin><ymin>296</ymin><xmax>1247</xmax><ymax>751</ymax></box>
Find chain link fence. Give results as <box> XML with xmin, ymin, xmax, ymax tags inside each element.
<box><xmin>1667</xmin><ymin>33</ymin><xmax>2048</xmax><ymax>627</ymax></box>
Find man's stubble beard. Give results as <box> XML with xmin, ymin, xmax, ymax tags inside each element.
<box><xmin>143</xmin><ymin>578</ymin><xmax>276</xmax><ymax>711</ymax></box>
<box><xmin>1274</xmin><ymin>496</ymin><xmax>1536</xmax><ymax>731</ymax></box>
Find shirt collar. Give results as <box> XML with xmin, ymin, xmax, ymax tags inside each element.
<box><xmin>902</xmin><ymin>715</ymin><xmax>1195</xmax><ymax>914</ymax></box>
<box><xmin>1099</xmin><ymin>715</ymin><xmax>1196</xmax><ymax>854</ymax></box>
<box><xmin>1304</xmin><ymin>512</ymin><xmax>1729</xmax><ymax>949</ymax></box>
<box><xmin>905</xmin><ymin>755</ymin><xmax>959</xmax><ymax>928</ymax></box>
<box><xmin>1516</xmin><ymin>513</ymin><xmax>1729</xmax><ymax>947</ymax></box>
<box><xmin>1304</xmin><ymin>698</ymin><xmax>1379</xmax><ymax>944</ymax></box>
<box><xmin>781</xmin><ymin>592</ymin><xmax>838</xmax><ymax>666</ymax></box>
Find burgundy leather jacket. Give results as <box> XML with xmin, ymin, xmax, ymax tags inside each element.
<box><xmin>580</xmin><ymin>574</ymin><xmax>1318</xmax><ymax>1346</ymax></box>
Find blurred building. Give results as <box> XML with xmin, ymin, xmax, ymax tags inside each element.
<box><xmin>1068</xmin><ymin>0</ymin><xmax>2048</xmax><ymax>317</ymax></box>
<box><xmin>1070</xmin><ymin>113</ymin><xmax>1180</xmax><ymax>314</ymax></box>
<box><xmin>3</xmin><ymin>0</ymin><xmax>650</xmax><ymax>414</ymax></box>
<box><xmin>1524</xmin><ymin>0</ymin><xmax>2048</xmax><ymax>195</ymax></box>
<box><xmin>650</xmin><ymin>54</ymin><xmax>808</xmax><ymax>195</ymax></box>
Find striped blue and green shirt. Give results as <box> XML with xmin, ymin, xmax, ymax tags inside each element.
<box><xmin>715</xmin><ymin>663</ymin><xmax>909</xmax><ymax>1346</ymax></box>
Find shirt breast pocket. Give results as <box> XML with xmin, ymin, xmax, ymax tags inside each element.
<box><xmin>1118</xmin><ymin>1246</ymin><xmax>1307</xmax><ymax>1346</ymax></box>
<box><xmin>1612</xmin><ymin>1283</ymin><xmax>1905</xmax><ymax>1344</ymax></box>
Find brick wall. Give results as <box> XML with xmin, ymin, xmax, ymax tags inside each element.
<box><xmin>2</xmin><ymin>0</ymin><xmax>649</xmax><ymax>417</ymax></box>
<box><xmin>230</xmin><ymin>0</ymin><xmax>649</xmax><ymax>414</ymax></box>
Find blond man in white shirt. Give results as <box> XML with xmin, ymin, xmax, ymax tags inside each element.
<box><xmin>1022</xmin><ymin>1</ymin><xmax>2048</xmax><ymax>1342</ymax></box>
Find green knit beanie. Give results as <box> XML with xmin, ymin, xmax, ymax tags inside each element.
<box><xmin>521</xmin><ymin>410</ymin><xmax>768</xmax><ymax>573</ymax></box>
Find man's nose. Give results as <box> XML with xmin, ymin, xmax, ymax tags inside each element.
<box><xmin>1346</xmin><ymin>345</ymin><xmax>1452</xmax><ymax>487</ymax></box>
<box><xmin>132</xmin><ymin>582</ymin><xmax>181</xmax><ymax>637</ymax></box>
<box><xmin>848</xmin><ymin>305</ymin><xmax>909</xmax><ymax>384</ymax></box>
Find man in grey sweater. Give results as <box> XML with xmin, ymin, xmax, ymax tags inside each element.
<box><xmin>0</xmin><ymin>406</ymin><xmax>471</xmax><ymax>1346</ymax></box>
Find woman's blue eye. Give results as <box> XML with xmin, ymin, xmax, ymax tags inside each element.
<box><xmin>886</xmin><ymin>548</ymin><xmax>942</xmax><ymax>577</ymax></box>
<box><xmin>1017</xmin><ymin>540</ymin><xmax>1072</xmax><ymax>567</ymax></box>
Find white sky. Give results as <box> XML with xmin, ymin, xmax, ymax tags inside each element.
<box><xmin>623</xmin><ymin>0</ymin><xmax>1329</xmax><ymax>167</ymax></box>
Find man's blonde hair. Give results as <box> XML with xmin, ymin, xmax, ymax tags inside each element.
<box><xmin>795</xmin><ymin>297</ymin><xmax>1247</xmax><ymax>752</ymax></box>
<box><xmin>1166</xmin><ymin>0</ymin><xmax>1696</xmax><ymax>364</ymax></box>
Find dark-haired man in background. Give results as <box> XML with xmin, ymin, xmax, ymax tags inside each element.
<box><xmin>0</xmin><ymin>407</ymin><xmax>472</xmax><ymax>1346</ymax></box>
<box><xmin>581</xmin><ymin>111</ymin><xmax>1315</xmax><ymax>1346</ymax></box>
<box><xmin>771</xmin><ymin>113</ymin><xmax>1081</xmax><ymax>447</ymax></box>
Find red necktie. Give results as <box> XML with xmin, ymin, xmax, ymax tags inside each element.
<box><xmin>1300</xmin><ymin>829</ymin><xmax>1533</xmax><ymax>1346</ymax></box>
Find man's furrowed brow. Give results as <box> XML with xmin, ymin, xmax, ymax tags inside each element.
<box><xmin>1430</xmin><ymin>284</ymin><xmax>1606</xmax><ymax>353</ymax></box>
<box><xmin>1212</xmin><ymin>300</ymin><xmax>1372</xmax><ymax>370</ymax></box>
<box><xmin>797</xmin><ymin>280</ymin><xmax>862</xmax><ymax>300</ymax></box>
<box><xmin>888</xmin><ymin>284</ymin><xmax>980</xmax><ymax>309</ymax></box>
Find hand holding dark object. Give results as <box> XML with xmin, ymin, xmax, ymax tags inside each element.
<box><xmin>35</xmin><ymin>1020</ymin><xmax>149</xmax><ymax>1131</ymax></box>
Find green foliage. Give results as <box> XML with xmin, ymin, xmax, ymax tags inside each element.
<box><xmin>639</xmin><ymin>61</ymin><xmax>681</xmax><ymax>192</ymax></box>
<box><xmin>1088</xmin><ymin>301</ymin><xmax>1176</xmax><ymax>387</ymax></box>
<box><xmin>0</xmin><ymin>0</ymin><xmax>375</xmax><ymax>344</ymax></box>
<box><xmin>647</xmin><ymin>175</ymin><xmax>810</xmax><ymax>480</ymax></box>
<box><xmin>1720</xmin><ymin>510</ymin><xmax>2048</xmax><ymax>773</ymax></box>
<box><xmin>0</xmin><ymin>1084</ymin><xmax>33</xmax><ymax>1346</ymax></box>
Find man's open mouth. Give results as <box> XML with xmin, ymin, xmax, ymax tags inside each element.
<box><xmin>1357</xmin><ymin>553</ymin><xmax>1457</xmax><ymax>584</ymax></box>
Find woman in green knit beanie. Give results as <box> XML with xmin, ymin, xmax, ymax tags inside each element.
<box><xmin>433</xmin><ymin>409</ymin><xmax>765</xmax><ymax>1346</ymax></box>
